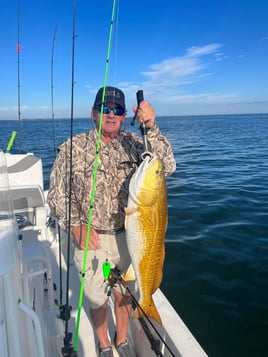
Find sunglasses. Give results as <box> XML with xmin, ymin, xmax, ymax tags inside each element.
<box><xmin>96</xmin><ymin>105</ymin><xmax>125</xmax><ymax>116</ymax></box>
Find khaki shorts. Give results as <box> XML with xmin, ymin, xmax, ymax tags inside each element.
<box><xmin>72</xmin><ymin>230</ymin><xmax>137</xmax><ymax>309</ymax></box>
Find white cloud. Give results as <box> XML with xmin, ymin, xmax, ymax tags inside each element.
<box><xmin>141</xmin><ymin>57</ymin><xmax>204</xmax><ymax>85</ymax></box>
<box><xmin>0</xmin><ymin>106</ymin><xmax>31</xmax><ymax>113</ymax></box>
<box><xmin>140</xmin><ymin>43</ymin><xmax>224</xmax><ymax>90</ymax></box>
<box><xmin>0</xmin><ymin>107</ymin><xmax>17</xmax><ymax>112</ymax></box>
<box><xmin>185</xmin><ymin>43</ymin><xmax>223</xmax><ymax>57</ymax></box>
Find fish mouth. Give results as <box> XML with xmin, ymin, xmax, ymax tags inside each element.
<box><xmin>141</xmin><ymin>153</ymin><xmax>155</xmax><ymax>166</ymax></box>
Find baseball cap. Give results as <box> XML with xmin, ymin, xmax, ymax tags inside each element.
<box><xmin>93</xmin><ymin>86</ymin><xmax>126</xmax><ymax>110</ymax></box>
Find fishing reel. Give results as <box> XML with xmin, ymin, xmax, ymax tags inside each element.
<box><xmin>102</xmin><ymin>260</ymin><xmax>123</xmax><ymax>296</ymax></box>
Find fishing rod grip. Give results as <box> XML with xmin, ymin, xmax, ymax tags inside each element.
<box><xmin>136</xmin><ymin>90</ymin><xmax>144</xmax><ymax>105</ymax></box>
<box><xmin>131</xmin><ymin>90</ymin><xmax>144</xmax><ymax>126</ymax></box>
<box><xmin>137</xmin><ymin>90</ymin><xmax>147</xmax><ymax>135</ymax></box>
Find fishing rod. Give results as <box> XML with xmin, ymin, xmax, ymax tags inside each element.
<box><xmin>61</xmin><ymin>1</ymin><xmax>77</xmax><ymax>356</ymax></box>
<box><xmin>51</xmin><ymin>21</ymin><xmax>59</xmax><ymax>159</ymax></box>
<box><xmin>49</xmin><ymin>19</ymin><xmax>66</xmax><ymax>319</ymax></box>
<box><xmin>72</xmin><ymin>0</ymin><xmax>118</xmax><ymax>354</ymax></box>
<box><xmin>6</xmin><ymin>131</ymin><xmax>17</xmax><ymax>153</ymax></box>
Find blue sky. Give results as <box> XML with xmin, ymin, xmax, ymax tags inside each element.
<box><xmin>1</xmin><ymin>0</ymin><xmax>268</xmax><ymax>120</ymax></box>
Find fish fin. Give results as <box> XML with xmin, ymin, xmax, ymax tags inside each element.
<box><xmin>133</xmin><ymin>300</ymin><xmax>162</xmax><ymax>325</ymax></box>
<box><xmin>124</xmin><ymin>264</ymin><xmax>136</xmax><ymax>281</ymax></box>
<box><xmin>124</xmin><ymin>215</ymin><xmax>128</xmax><ymax>230</ymax></box>
<box><xmin>124</xmin><ymin>207</ymin><xmax>138</xmax><ymax>230</ymax></box>
<box><xmin>125</xmin><ymin>207</ymin><xmax>138</xmax><ymax>216</ymax></box>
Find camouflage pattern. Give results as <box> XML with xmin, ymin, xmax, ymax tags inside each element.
<box><xmin>47</xmin><ymin>124</ymin><xmax>176</xmax><ymax>231</ymax></box>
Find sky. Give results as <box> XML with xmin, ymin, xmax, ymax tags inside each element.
<box><xmin>1</xmin><ymin>0</ymin><xmax>268</xmax><ymax>120</ymax></box>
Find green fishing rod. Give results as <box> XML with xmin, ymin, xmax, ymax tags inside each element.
<box><xmin>72</xmin><ymin>0</ymin><xmax>118</xmax><ymax>353</ymax></box>
<box><xmin>6</xmin><ymin>131</ymin><xmax>17</xmax><ymax>153</ymax></box>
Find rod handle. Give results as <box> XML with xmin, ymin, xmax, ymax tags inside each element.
<box><xmin>131</xmin><ymin>90</ymin><xmax>144</xmax><ymax>126</ymax></box>
<box><xmin>136</xmin><ymin>90</ymin><xmax>144</xmax><ymax>105</ymax></box>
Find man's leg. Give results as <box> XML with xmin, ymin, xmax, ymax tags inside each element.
<box><xmin>90</xmin><ymin>299</ymin><xmax>111</xmax><ymax>348</ymax></box>
<box><xmin>113</xmin><ymin>289</ymin><xmax>132</xmax><ymax>345</ymax></box>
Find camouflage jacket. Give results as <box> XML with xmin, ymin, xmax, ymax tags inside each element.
<box><xmin>47</xmin><ymin>124</ymin><xmax>176</xmax><ymax>231</ymax></box>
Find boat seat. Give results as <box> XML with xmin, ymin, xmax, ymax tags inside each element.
<box><xmin>10</xmin><ymin>185</ymin><xmax>46</xmax><ymax>227</ymax></box>
<box><xmin>6</xmin><ymin>154</ymin><xmax>43</xmax><ymax>189</ymax></box>
<box><xmin>11</xmin><ymin>185</ymin><xmax>45</xmax><ymax>210</ymax></box>
<box><xmin>5</xmin><ymin>153</ymin><xmax>46</xmax><ymax>227</ymax></box>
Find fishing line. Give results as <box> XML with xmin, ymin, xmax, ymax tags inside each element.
<box><xmin>73</xmin><ymin>0</ymin><xmax>118</xmax><ymax>352</ymax></box>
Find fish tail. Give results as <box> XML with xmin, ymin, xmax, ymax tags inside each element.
<box><xmin>133</xmin><ymin>300</ymin><xmax>162</xmax><ymax>325</ymax></box>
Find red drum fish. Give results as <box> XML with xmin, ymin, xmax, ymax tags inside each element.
<box><xmin>125</xmin><ymin>153</ymin><xmax>167</xmax><ymax>325</ymax></box>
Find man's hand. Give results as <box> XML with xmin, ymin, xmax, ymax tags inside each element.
<box><xmin>71</xmin><ymin>224</ymin><xmax>101</xmax><ymax>250</ymax></box>
<box><xmin>132</xmin><ymin>101</ymin><xmax>156</xmax><ymax>129</ymax></box>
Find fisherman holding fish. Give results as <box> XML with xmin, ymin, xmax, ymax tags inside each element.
<box><xmin>47</xmin><ymin>86</ymin><xmax>176</xmax><ymax>357</ymax></box>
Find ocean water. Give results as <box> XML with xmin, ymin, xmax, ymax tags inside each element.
<box><xmin>1</xmin><ymin>114</ymin><xmax>268</xmax><ymax>357</ymax></box>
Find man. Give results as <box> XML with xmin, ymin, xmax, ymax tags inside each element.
<box><xmin>47</xmin><ymin>86</ymin><xmax>176</xmax><ymax>357</ymax></box>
